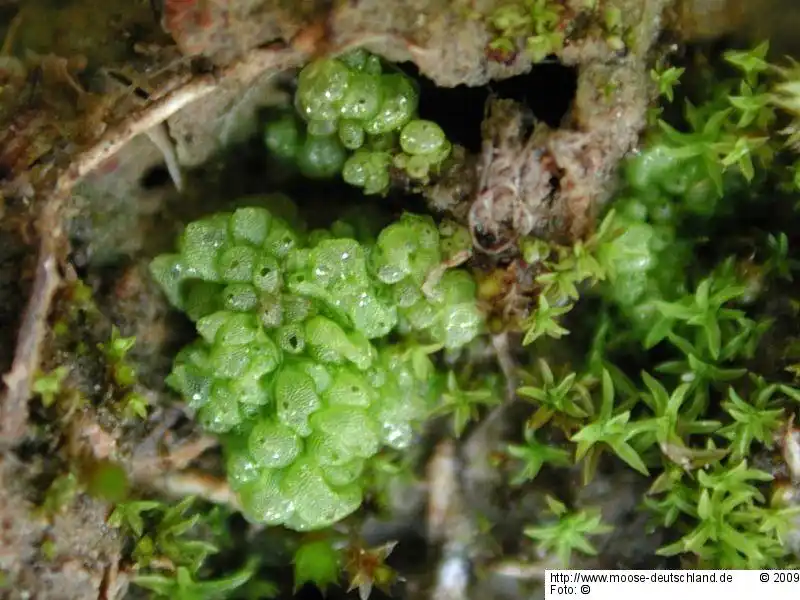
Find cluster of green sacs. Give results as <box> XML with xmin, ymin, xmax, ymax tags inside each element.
<box><xmin>149</xmin><ymin>205</ymin><xmax>482</xmax><ymax>531</ymax></box>
<box><xmin>264</xmin><ymin>49</ymin><xmax>451</xmax><ymax>194</ymax></box>
<box><xmin>597</xmin><ymin>142</ymin><xmax>717</xmax><ymax>333</ymax></box>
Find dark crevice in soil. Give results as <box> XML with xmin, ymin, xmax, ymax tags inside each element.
<box><xmin>140</xmin><ymin>164</ymin><xmax>173</xmax><ymax>190</ymax></box>
<box><xmin>0</xmin><ymin>227</ymin><xmax>34</xmax><ymax>375</ymax></box>
<box><xmin>404</xmin><ymin>58</ymin><xmax>579</xmax><ymax>153</ymax></box>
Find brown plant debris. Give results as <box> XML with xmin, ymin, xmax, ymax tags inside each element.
<box><xmin>470</xmin><ymin>98</ymin><xmax>556</xmax><ymax>254</ymax></box>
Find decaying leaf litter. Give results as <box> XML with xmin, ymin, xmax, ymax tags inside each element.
<box><xmin>1</xmin><ymin>0</ymin><xmax>798</xmax><ymax>599</ymax></box>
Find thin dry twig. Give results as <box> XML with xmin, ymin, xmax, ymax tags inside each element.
<box><xmin>426</xmin><ymin>440</ymin><xmax>462</xmax><ymax>544</ymax></box>
<box><xmin>491</xmin><ymin>331</ymin><xmax>517</xmax><ymax>402</ymax></box>
<box><xmin>0</xmin><ymin>202</ymin><xmax>62</xmax><ymax>447</ymax></box>
<box><xmin>140</xmin><ymin>469</ymin><xmax>241</xmax><ymax>510</ymax></box>
<box><xmin>163</xmin><ymin>434</ymin><xmax>219</xmax><ymax>470</ymax></box>
<box><xmin>56</xmin><ymin>44</ymin><xmax>302</xmax><ymax>195</ymax></box>
<box><xmin>459</xmin><ymin>331</ymin><xmax>519</xmax><ymax>464</ymax></box>
<box><xmin>129</xmin><ymin>433</ymin><xmax>219</xmax><ymax>479</ymax></box>
<box><xmin>427</xmin><ymin>440</ymin><xmax>474</xmax><ymax>600</ymax></box>
<box><xmin>487</xmin><ymin>558</ymin><xmax>559</xmax><ymax>580</ymax></box>
<box><xmin>144</xmin><ymin>123</ymin><xmax>184</xmax><ymax>191</ymax></box>
<box><xmin>0</xmin><ymin>8</ymin><xmax>23</xmax><ymax>56</ymax></box>
<box><xmin>98</xmin><ymin>553</ymin><xmax>127</xmax><ymax>600</ymax></box>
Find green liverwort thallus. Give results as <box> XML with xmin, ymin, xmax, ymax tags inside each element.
<box><xmin>263</xmin><ymin>49</ymin><xmax>453</xmax><ymax>194</ymax></box>
<box><xmin>150</xmin><ymin>200</ymin><xmax>483</xmax><ymax>530</ymax></box>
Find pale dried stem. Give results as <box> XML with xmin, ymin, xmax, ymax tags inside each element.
<box><xmin>487</xmin><ymin>558</ymin><xmax>559</xmax><ymax>580</ymax></box>
<box><xmin>461</xmin><ymin>332</ymin><xmax>518</xmax><ymax>452</ymax></box>
<box><xmin>56</xmin><ymin>45</ymin><xmax>303</xmax><ymax>195</ymax></box>
<box><xmin>0</xmin><ymin>200</ymin><xmax>62</xmax><ymax>447</ymax></box>
<box><xmin>491</xmin><ymin>331</ymin><xmax>518</xmax><ymax>403</ymax></box>
<box><xmin>129</xmin><ymin>434</ymin><xmax>219</xmax><ymax>479</ymax></box>
<box><xmin>139</xmin><ymin>469</ymin><xmax>241</xmax><ymax>510</ymax></box>
<box><xmin>1</xmin><ymin>8</ymin><xmax>23</xmax><ymax>56</ymax></box>
<box><xmin>144</xmin><ymin>123</ymin><xmax>184</xmax><ymax>192</ymax></box>
<box><xmin>427</xmin><ymin>440</ymin><xmax>473</xmax><ymax>600</ymax></box>
<box><xmin>98</xmin><ymin>552</ymin><xmax>127</xmax><ymax>600</ymax></box>
<box><xmin>164</xmin><ymin>434</ymin><xmax>219</xmax><ymax>470</ymax></box>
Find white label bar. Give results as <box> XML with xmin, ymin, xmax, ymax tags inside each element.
<box><xmin>545</xmin><ymin>570</ymin><xmax>800</xmax><ymax>600</ymax></box>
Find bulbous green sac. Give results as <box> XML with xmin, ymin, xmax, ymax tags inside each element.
<box><xmin>372</xmin><ymin>213</ymin><xmax>441</xmax><ymax>284</ymax></box>
<box><xmin>338</xmin><ymin>73</ymin><xmax>383</xmax><ymax>120</ymax></box>
<box><xmin>393</xmin><ymin>140</ymin><xmax>452</xmax><ymax>181</ymax></box>
<box><xmin>364</xmin><ymin>74</ymin><xmax>418</xmax><ymax>135</ymax></box>
<box><xmin>253</xmin><ymin>253</ymin><xmax>282</xmax><ymax>293</ymax></box>
<box><xmin>296</xmin><ymin>58</ymin><xmax>351</xmax><ymax>121</ymax></box>
<box><xmin>287</xmin><ymin>238</ymin><xmax>398</xmax><ymax>339</ymax></box>
<box><xmin>309</xmin><ymin>406</ymin><xmax>381</xmax><ymax>464</ymax></box>
<box><xmin>209</xmin><ymin>334</ymin><xmax>251</xmax><ymax>377</ymax></box>
<box><xmin>149</xmin><ymin>254</ymin><xmax>190</xmax><ymax>308</ymax></box>
<box><xmin>199</xmin><ymin>380</ymin><xmax>247</xmax><ymax>432</ymax></box>
<box><xmin>169</xmin><ymin>315</ymin><xmax>280</xmax><ymax>434</ymax></box>
<box><xmin>626</xmin><ymin>143</ymin><xmax>679</xmax><ymax>191</ymax></box>
<box><xmin>276</xmin><ymin>323</ymin><xmax>306</xmax><ymax>355</ymax></box>
<box><xmin>345</xmin><ymin>287</ymin><xmax>397</xmax><ymax>339</ymax></box>
<box><xmin>237</xmin><ymin>469</ymin><xmax>293</xmax><ymax>525</ymax></box>
<box><xmin>225</xmin><ymin>345</ymin><xmax>435</xmax><ymax>530</ymax></box>
<box><xmin>597</xmin><ymin>142</ymin><xmax>699</xmax><ymax>339</ymax></box>
<box><xmin>306</xmin><ymin>315</ymin><xmax>374</xmax><ymax>370</ymax></box>
<box><xmin>180</xmin><ymin>214</ymin><xmax>231</xmax><ymax>282</ymax></box>
<box><xmin>248</xmin><ymin>420</ymin><xmax>301</xmax><ymax>469</ymax></box>
<box><xmin>338</xmin><ymin>49</ymin><xmax>382</xmax><ymax>75</ymax></box>
<box><xmin>166</xmin><ymin>342</ymin><xmax>213</xmax><ymax>410</ymax></box>
<box><xmin>324</xmin><ymin>366</ymin><xmax>375</xmax><ymax>408</ymax></box>
<box><xmin>322</xmin><ymin>459</ymin><xmax>365</xmax><ymax>486</ymax></box>
<box><xmin>264</xmin><ymin>113</ymin><xmax>302</xmax><ymax>160</ymax></box>
<box><xmin>433</xmin><ymin>270</ymin><xmax>476</xmax><ymax>305</ymax></box>
<box><xmin>297</xmin><ymin>134</ymin><xmax>347</xmax><ymax>179</ymax></box>
<box><xmin>151</xmin><ymin>202</ymin><xmax>484</xmax><ymax>531</ymax></box>
<box><xmin>230</xmin><ymin>207</ymin><xmax>272</xmax><ymax>247</ymax></box>
<box><xmin>309</xmin><ymin>239</ymin><xmax>369</xmax><ymax>287</ymax></box>
<box><xmin>433</xmin><ymin>302</ymin><xmax>484</xmax><ymax>350</ymax></box>
<box><xmin>599</xmin><ymin>221</ymin><xmax>657</xmax><ymax>279</ymax></box>
<box><xmin>370</xmin><ymin>215</ymin><xmax>483</xmax><ymax>349</ymax></box>
<box><xmin>198</xmin><ymin>311</ymin><xmax>257</xmax><ymax>346</ymax></box>
<box><xmin>282</xmin><ymin>294</ymin><xmax>317</xmax><ymax>324</ymax></box>
<box><xmin>406</xmin><ymin>154</ymin><xmax>433</xmax><ymax>179</ymax></box>
<box><xmin>182</xmin><ymin>280</ymin><xmax>223</xmax><ymax>322</ymax></box>
<box><xmin>398</xmin><ymin>271</ymin><xmax>483</xmax><ymax>350</ymax></box>
<box><xmin>342</xmin><ymin>150</ymin><xmax>391</xmax><ymax>195</ymax></box>
<box><xmin>307</xmin><ymin>119</ymin><xmax>337</xmax><ymax>137</ymax></box>
<box><xmin>265</xmin><ymin>218</ymin><xmax>302</xmax><ymax>260</ymax></box>
<box><xmin>281</xmin><ymin>459</ymin><xmax>362</xmax><ymax>530</ymax></box>
<box><xmin>338</xmin><ymin>119</ymin><xmax>366</xmax><ymax>150</ymax></box>
<box><xmin>218</xmin><ymin>246</ymin><xmax>257</xmax><ymax>283</ymax></box>
<box><xmin>366</xmin><ymin>131</ymin><xmax>397</xmax><ymax>152</ymax></box>
<box><xmin>392</xmin><ymin>280</ymin><xmax>422</xmax><ymax>308</ymax></box>
<box><xmin>369</xmin><ymin>345</ymin><xmax>440</xmax><ymax>449</ymax></box>
<box><xmin>275</xmin><ymin>363</ymin><xmax>323</xmax><ymax>437</ymax></box>
<box><xmin>400</xmin><ymin>119</ymin><xmax>446</xmax><ymax>155</ymax></box>
<box><xmin>222</xmin><ymin>283</ymin><xmax>259</xmax><ymax>312</ymax></box>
